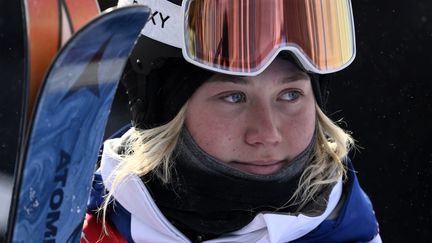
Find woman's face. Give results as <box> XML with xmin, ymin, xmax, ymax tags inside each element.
<box><xmin>185</xmin><ymin>58</ymin><xmax>316</xmax><ymax>175</ymax></box>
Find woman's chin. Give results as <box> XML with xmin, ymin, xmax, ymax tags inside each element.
<box><xmin>229</xmin><ymin>160</ymin><xmax>287</xmax><ymax>175</ymax></box>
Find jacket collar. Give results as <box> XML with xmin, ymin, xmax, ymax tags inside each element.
<box><xmin>100</xmin><ymin>138</ymin><xmax>342</xmax><ymax>242</ymax></box>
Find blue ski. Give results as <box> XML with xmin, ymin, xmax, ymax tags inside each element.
<box><xmin>10</xmin><ymin>6</ymin><xmax>149</xmax><ymax>242</ymax></box>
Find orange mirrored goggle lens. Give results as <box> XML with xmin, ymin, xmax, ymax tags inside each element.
<box><xmin>184</xmin><ymin>0</ymin><xmax>355</xmax><ymax>74</ymax></box>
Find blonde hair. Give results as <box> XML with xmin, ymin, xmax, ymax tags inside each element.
<box><xmin>100</xmin><ymin>102</ymin><xmax>353</xmax><ymax>226</ymax></box>
<box><xmin>100</xmin><ymin>104</ymin><xmax>187</xmax><ymax>227</ymax></box>
<box><xmin>291</xmin><ymin>104</ymin><xmax>354</xmax><ymax>211</ymax></box>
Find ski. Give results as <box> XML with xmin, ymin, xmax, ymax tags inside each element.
<box><xmin>0</xmin><ymin>1</ymin><xmax>27</xmax><ymax>241</ymax></box>
<box><xmin>9</xmin><ymin>6</ymin><xmax>149</xmax><ymax>242</ymax></box>
<box><xmin>25</xmin><ymin>0</ymin><xmax>101</xmax><ymax>116</ymax></box>
<box><xmin>1</xmin><ymin>0</ymin><xmax>100</xmax><ymax>241</ymax></box>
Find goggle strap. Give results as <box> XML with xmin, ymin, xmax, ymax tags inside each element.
<box><xmin>122</xmin><ymin>0</ymin><xmax>183</xmax><ymax>48</ymax></box>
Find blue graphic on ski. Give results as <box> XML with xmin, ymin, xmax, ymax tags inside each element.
<box><xmin>10</xmin><ymin>6</ymin><xmax>149</xmax><ymax>242</ymax></box>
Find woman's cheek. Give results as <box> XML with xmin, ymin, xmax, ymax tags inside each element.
<box><xmin>198</xmin><ymin>120</ymin><xmax>242</xmax><ymax>161</ymax></box>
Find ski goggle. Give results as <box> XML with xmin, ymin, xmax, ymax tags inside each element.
<box><xmin>183</xmin><ymin>0</ymin><xmax>355</xmax><ymax>75</ymax></box>
<box><xmin>136</xmin><ymin>0</ymin><xmax>356</xmax><ymax>75</ymax></box>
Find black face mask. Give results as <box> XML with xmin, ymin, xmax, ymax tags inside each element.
<box><xmin>141</xmin><ymin>128</ymin><xmax>327</xmax><ymax>241</ymax></box>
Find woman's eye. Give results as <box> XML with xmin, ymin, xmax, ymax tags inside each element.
<box><xmin>222</xmin><ymin>92</ymin><xmax>246</xmax><ymax>103</ymax></box>
<box><xmin>279</xmin><ymin>90</ymin><xmax>302</xmax><ymax>102</ymax></box>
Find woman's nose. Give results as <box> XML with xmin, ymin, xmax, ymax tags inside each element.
<box><xmin>244</xmin><ymin>103</ymin><xmax>282</xmax><ymax>146</ymax></box>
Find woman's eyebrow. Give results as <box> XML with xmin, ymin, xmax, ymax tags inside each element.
<box><xmin>280</xmin><ymin>73</ymin><xmax>310</xmax><ymax>84</ymax></box>
<box><xmin>208</xmin><ymin>76</ymin><xmax>249</xmax><ymax>84</ymax></box>
<box><xmin>208</xmin><ymin>72</ymin><xmax>309</xmax><ymax>84</ymax></box>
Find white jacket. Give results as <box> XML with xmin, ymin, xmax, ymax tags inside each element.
<box><xmin>99</xmin><ymin>138</ymin><xmax>348</xmax><ymax>243</ymax></box>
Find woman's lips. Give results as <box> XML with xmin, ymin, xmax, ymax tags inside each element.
<box><xmin>229</xmin><ymin>160</ymin><xmax>287</xmax><ymax>175</ymax></box>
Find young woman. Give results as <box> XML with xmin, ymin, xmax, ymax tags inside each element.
<box><xmin>82</xmin><ymin>0</ymin><xmax>381</xmax><ymax>242</ymax></box>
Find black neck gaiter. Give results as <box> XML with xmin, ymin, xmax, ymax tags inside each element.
<box><xmin>142</xmin><ymin>128</ymin><xmax>317</xmax><ymax>241</ymax></box>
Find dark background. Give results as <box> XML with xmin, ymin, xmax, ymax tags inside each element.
<box><xmin>100</xmin><ymin>0</ymin><xmax>432</xmax><ymax>242</ymax></box>
<box><xmin>327</xmin><ymin>1</ymin><xmax>432</xmax><ymax>242</ymax></box>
